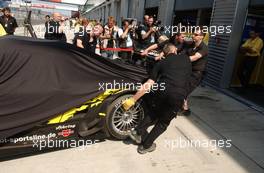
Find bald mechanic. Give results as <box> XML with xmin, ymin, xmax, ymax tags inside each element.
<box><xmin>45</xmin><ymin>12</ymin><xmax>66</xmax><ymax>42</ymax></box>
<box><xmin>141</xmin><ymin>30</ymin><xmax>208</xmax><ymax>116</ymax></box>
<box><xmin>122</xmin><ymin>44</ymin><xmax>191</xmax><ymax>154</ymax></box>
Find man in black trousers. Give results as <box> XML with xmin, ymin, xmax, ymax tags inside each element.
<box><xmin>181</xmin><ymin>30</ymin><xmax>208</xmax><ymax>116</ymax></box>
<box><xmin>122</xmin><ymin>44</ymin><xmax>192</xmax><ymax>154</ymax></box>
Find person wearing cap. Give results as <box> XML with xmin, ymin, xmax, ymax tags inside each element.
<box><xmin>0</xmin><ymin>7</ymin><xmax>18</xmax><ymax>35</ymax></box>
<box><xmin>122</xmin><ymin>44</ymin><xmax>191</xmax><ymax>154</ymax></box>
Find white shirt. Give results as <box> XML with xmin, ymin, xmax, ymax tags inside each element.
<box><xmin>118</xmin><ymin>28</ymin><xmax>133</xmax><ymax>47</ymax></box>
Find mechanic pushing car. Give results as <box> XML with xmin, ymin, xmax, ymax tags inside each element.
<box><xmin>122</xmin><ymin>43</ymin><xmax>192</xmax><ymax>154</ymax></box>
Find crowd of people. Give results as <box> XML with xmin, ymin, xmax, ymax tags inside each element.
<box><xmin>62</xmin><ymin>15</ymin><xmax>210</xmax><ymax>154</ymax></box>
<box><xmin>44</xmin><ymin>14</ymin><xmax>170</xmax><ymax>62</ymax></box>
<box><xmin>57</xmin><ymin>14</ymin><xmax>210</xmax><ymax>119</ymax></box>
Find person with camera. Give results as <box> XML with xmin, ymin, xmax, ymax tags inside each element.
<box><xmin>138</xmin><ymin>16</ymin><xmax>157</xmax><ymax>49</ymax></box>
<box><xmin>0</xmin><ymin>7</ymin><xmax>18</xmax><ymax>35</ymax></box>
<box><xmin>122</xmin><ymin>43</ymin><xmax>191</xmax><ymax>154</ymax></box>
<box><xmin>117</xmin><ymin>19</ymin><xmax>134</xmax><ymax>63</ymax></box>
<box><xmin>100</xmin><ymin>16</ymin><xmax>119</xmax><ymax>59</ymax></box>
<box><xmin>136</xmin><ymin>15</ymin><xmax>149</xmax><ymax>39</ymax></box>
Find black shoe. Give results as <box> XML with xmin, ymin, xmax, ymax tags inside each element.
<box><xmin>179</xmin><ymin>109</ymin><xmax>191</xmax><ymax>116</ymax></box>
<box><xmin>128</xmin><ymin>129</ymin><xmax>141</xmax><ymax>144</ymax></box>
<box><xmin>137</xmin><ymin>143</ymin><xmax>156</xmax><ymax>154</ymax></box>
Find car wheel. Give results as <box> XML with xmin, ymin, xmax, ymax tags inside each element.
<box><xmin>106</xmin><ymin>94</ymin><xmax>145</xmax><ymax>139</ymax></box>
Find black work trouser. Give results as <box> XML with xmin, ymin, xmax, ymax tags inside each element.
<box><xmin>135</xmin><ymin>92</ymin><xmax>183</xmax><ymax>148</ymax></box>
<box><xmin>186</xmin><ymin>71</ymin><xmax>203</xmax><ymax>97</ymax></box>
<box><xmin>238</xmin><ymin>56</ymin><xmax>258</xmax><ymax>87</ymax></box>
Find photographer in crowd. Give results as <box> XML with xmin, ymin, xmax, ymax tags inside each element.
<box><xmin>138</xmin><ymin>16</ymin><xmax>157</xmax><ymax>49</ymax></box>
<box><xmin>117</xmin><ymin>19</ymin><xmax>134</xmax><ymax>63</ymax></box>
<box><xmin>100</xmin><ymin>16</ymin><xmax>119</xmax><ymax>59</ymax></box>
<box><xmin>136</xmin><ymin>15</ymin><xmax>149</xmax><ymax>40</ymax></box>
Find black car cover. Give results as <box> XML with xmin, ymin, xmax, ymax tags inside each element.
<box><xmin>0</xmin><ymin>36</ymin><xmax>147</xmax><ymax>140</ymax></box>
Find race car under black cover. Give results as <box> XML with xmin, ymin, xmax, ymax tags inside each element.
<box><xmin>0</xmin><ymin>36</ymin><xmax>148</xmax><ymax>160</ymax></box>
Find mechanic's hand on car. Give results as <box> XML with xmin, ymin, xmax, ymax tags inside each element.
<box><xmin>122</xmin><ymin>97</ymin><xmax>136</xmax><ymax>111</ymax></box>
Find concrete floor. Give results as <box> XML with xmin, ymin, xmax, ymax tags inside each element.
<box><xmin>1</xmin><ymin>87</ymin><xmax>264</xmax><ymax>173</ymax></box>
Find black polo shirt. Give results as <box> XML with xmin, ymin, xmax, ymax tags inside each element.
<box><xmin>150</xmin><ymin>53</ymin><xmax>192</xmax><ymax>98</ymax></box>
<box><xmin>0</xmin><ymin>15</ymin><xmax>18</xmax><ymax>35</ymax></box>
<box><xmin>190</xmin><ymin>41</ymin><xmax>208</xmax><ymax>72</ymax></box>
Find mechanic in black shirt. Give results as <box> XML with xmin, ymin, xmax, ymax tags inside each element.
<box><xmin>181</xmin><ymin>30</ymin><xmax>208</xmax><ymax>116</ymax></box>
<box><xmin>0</xmin><ymin>7</ymin><xmax>18</xmax><ymax>35</ymax></box>
<box><xmin>122</xmin><ymin>44</ymin><xmax>191</xmax><ymax>154</ymax></box>
<box><xmin>141</xmin><ymin>32</ymin><xmax>186</xmax><ymax>60</ymax></box>
<box><xmin>158</xmin><ymin>33</ymin><xmax>186</xmax><ymax>54</ymax></box>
